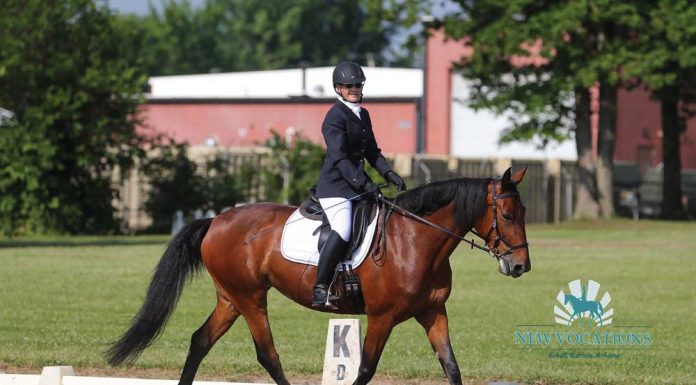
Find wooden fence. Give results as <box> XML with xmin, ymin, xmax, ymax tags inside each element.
<box><xmin>410</xmin><ymin>156</ymin><xmax>577</xmax><ymax>224</ymax></box>
<box><xmin>116</xmin><ymin>148</ymin><xmax>579</xmax><ymax>231</ymax></box>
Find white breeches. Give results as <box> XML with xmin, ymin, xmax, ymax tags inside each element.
<box><xmin>318</xmin><ymin>197</ymin><xmax>352</xmax><ymax>242</ymax></box>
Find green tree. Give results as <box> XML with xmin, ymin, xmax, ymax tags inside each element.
<box><xmin>441</xmin><ymin>1</ymin><xmax>642</xmax><ymax>219</ymax></box>
<box><xmin>0</xmin><ymin>0</ymin><xmax>149</xmax><ymax>235</ymax></box>
<box><xmin>114</xmin><ymin>0</ymin><xmax>427</xmax><ymax>76</ymax></box>
<box><xmin>623</xmin><ymin>0</ymin><xmax>696</xmax><ymax>219</ymax></box>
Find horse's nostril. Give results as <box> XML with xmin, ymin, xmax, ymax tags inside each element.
<box><xmin>513</xmin><ymin>263</ymin><xmax>525</xmax><ymax>275</ymax></box>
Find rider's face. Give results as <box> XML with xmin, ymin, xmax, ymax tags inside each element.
<box><xmin>336</xmin><ymin>83</ymin><xmax>363</xmax><ymax>103</ymax></box>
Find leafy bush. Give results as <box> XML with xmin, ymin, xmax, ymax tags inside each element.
<box><xmin>200</xmin><ymin>154</ymin><xmax>244</xmax><ymax>214</ymax></box>
<box><xmin>263</xmin><ymin>130</ymin><xmax>325</xmax><ymax>205</ymax></box>
<box><xmin>141</xmin><ymin>142</ymin><xmax>204</xmax><ymax>233</ymax></box>
<box><xmin>141</xmin><ymin>142</ymin><xmax>244</xmax><ymax>233</ymax></box>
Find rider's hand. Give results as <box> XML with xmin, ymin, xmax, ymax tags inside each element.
<box><xmin>362</xmin><ymin>180</ymin><xmax>379</xmax><ymax>194</ymax></box>
<box><xmin>385</xmin><ymin>171</ymin><xmax>406</xmax><ymax>192</ymax></box>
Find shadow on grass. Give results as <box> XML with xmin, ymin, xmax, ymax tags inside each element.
<box><xmin>0</xmin><ymin>236</ymin><xmax>171</xmax><ymax>249</ymax></box>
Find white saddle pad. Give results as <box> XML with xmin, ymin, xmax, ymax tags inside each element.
<box><xmin>280</xmin><ymin>207</ymin><xmax>379</xmax><ymax>269</ymax></box>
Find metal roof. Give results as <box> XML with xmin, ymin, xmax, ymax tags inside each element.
<box><xmin>148</xmin><ymin>66</ymin><xmax>422</xmax><ymax>99</ymax></box>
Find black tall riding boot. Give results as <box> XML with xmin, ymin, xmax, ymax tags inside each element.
<box><xmin>312</xmin><ymin>230</ymin><xmax>350</xmax><ymax>308</ymax></box>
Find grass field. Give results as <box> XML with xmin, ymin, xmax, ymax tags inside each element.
<box><xmin>1</xmin><ymin>219</ymin><xmax>695</xmax><ymax>385</ymax></box>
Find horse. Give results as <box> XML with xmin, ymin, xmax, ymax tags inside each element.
<box><xmin>563</xmin><ymin>294</ymin><xmax>605</xmax><ymax>326</ymax></box>
<box><xmin>106</xmin><ymin>167</ymin><xmax>531</xmax><ymax>385</ymax></box>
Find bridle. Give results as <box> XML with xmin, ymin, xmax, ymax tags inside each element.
<box><xmin>377</xmin><ymin>178</ymin><xmax>528</xmax><ymax>261</ymax></box>
<box><xmin>470</xmin><ymin>179</ymin><xmax>529</xmax><ymax>260</ymax></box>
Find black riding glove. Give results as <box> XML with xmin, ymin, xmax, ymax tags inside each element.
<box><xmin>385</xmin><ymin>171</ymin><xmax>406</xmax><ymax>192</ymax></box>
<box><xmin>362</xmin><ymin>180</ymin><xmax>379</xmax><ymax>194</ymax></box>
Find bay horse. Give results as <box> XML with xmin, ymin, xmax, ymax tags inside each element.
<box><xmin>106</xmin><ymin>167</ymin><xmax>531</xmax><ymax>385</ymax></box>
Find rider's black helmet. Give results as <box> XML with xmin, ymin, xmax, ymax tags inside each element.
<box><xmin>332</xmin><ymin>62</ymin><xmax>366</xmax><ymax>86</ymax></box>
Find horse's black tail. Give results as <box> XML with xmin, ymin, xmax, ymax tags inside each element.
<box><xmin>105</xmin><ymin>218</ymin><xmax>213</xmax><ymax>366</ymax></box>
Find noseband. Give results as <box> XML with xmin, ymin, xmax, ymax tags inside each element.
<box><xmin>472</xmin><ymin>180</ymin><xmax>529</xmax><ymax>260</ymax></box>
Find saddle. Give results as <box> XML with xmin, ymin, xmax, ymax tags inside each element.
<box><xmin>299</xmin><ymin>187</ymin><xmax>377</xmax><ymax>255</ymax></box>
<box><xmin>298</xmin><ymin>186</ymin><xmax>377</xmax><ymax>314</ymax></box>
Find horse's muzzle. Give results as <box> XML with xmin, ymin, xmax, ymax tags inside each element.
<box><xmin>498</xmin><ymin>255</ymin><xmax>531</xmax><ymax>278</ymax></box>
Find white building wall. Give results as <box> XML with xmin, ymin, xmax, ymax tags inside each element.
<box><xmin>450</xmin><ymin>75</ymin><xmax>577</xmax><ymax>160</ymax></box>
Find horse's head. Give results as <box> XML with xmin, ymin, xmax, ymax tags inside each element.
<box><xmin>474</xmin><ymin>167</ymin><xmax>531</xmax><ymax>278</ymax></box>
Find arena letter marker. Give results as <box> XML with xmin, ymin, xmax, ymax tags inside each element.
<box><xmin>321</xmin><ymin>319</ymin><xmax>361</xmax><ymax>385</ymax></box>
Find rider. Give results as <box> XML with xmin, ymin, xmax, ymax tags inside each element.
<box><xmin>312</xmin><ymin>62</ymin><xmax>406</xmax><ymax>309</ymax></box>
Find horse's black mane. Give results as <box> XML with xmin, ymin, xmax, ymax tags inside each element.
<box><xmin>394</xmin><ymin>177</ymin><xmax>492</xmax><ymax>231</ymax></box>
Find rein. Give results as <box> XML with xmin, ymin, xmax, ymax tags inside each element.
<box><xmin>378</xmin><ymin>179</ymin><xmax>528</xmax><ymax>260</ymax></box>
<box><xmin>376</xmin><ymin>196</ymin><xmax>492</xmax><ymax>254</ymax></box>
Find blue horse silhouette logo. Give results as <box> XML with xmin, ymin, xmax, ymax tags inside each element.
<box><xmin>554</xmin><ymin>279</ymin><xmax>613</xmax><ymax>327</ymax></box>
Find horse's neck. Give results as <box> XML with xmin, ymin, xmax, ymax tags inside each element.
<box><xmin>394</xmin><ymin>201</ymin><xmax>462</xmax><ymax>266</ymax></box>
<box><xmin>471</xmin><ymin>204</ymin><xmax>491</xmax><ymax>241</ymax></box>
<box><xmin>421</xmin><ymin>201</ymin><xmax>461</xmax><ymax>239</ymax></box>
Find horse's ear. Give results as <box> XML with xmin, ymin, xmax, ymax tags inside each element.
<box><xmin>511</xmin><ymin>166</ymin><xmax>528</xmax><ymax>186</ymax></box>
<box><xmin>501</xmin><ymin>168</ymin><xmax>513</xmax><ymax>190</ymax></box>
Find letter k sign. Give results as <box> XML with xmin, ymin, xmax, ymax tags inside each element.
<box><xmin>334</xmin><ymin>325</ymin><xmax>351</xmax><ymax>357</ymax></box>
<box><xmin>322</xmin><ymin>319</ymin><xmax>362</xmax><ymax>385</ymax></box>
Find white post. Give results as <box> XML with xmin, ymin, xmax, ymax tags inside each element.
<box><xmin>546</xmin><ymin>159</ymin><xmax>562</xmax><ymax>223</ymax></box>
<box><xmin>321</xmin><ymin>319</ymin><xmax>362</xmax><ymax>385</ymax></box>
<box><xmin>38</xmin><ymin>366</ymin><xmax>75</xmax><ymax>385</ymax></box>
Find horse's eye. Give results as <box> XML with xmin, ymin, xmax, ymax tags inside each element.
<box><xmin>502</xmin><ymin>213</ymin><xmax>513</xmax><ymax>221</ymax></box>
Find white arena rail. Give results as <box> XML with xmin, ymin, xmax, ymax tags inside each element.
<box><xmin>0</xmin><ymin>367</ymin><xmax>273</xmax><ymax>385</ymax></box>
<box><xmin>2</xmin><ymin>319</ymin><xmax>361</xmax><ymax>385</ymax></box>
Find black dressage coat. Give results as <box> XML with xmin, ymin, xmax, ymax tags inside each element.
<box><xmin>316</xmin><ymin>101</ymin><xmax>393</xmax><ymax>199</ymax></box>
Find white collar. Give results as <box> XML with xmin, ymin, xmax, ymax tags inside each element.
<box><xmin>339</xmin><ymin>97</ymin><xmax>361</xmax><ymax>119</ymax></box>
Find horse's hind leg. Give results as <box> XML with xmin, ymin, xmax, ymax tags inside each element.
<box><xmin>242</xmin><ymin>297</ymin><xmax>291</xmax><ymax>385</ymax></box>
<box><xmin>178</xmin><ymin>294</ymin><xmax>240</xmax><ymax>385</ymax></box>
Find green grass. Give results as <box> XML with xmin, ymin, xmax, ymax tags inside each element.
<box><xmin>1</xmin><ymin>219</ymin><xmax>694</xmax><ymax>384</ymax></box>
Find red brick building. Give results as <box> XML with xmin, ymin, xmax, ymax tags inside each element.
<box><xmin>142</xmin><ymin>67</ymin><xmax>420</xmax><ymax>154</ymax></box>
<box><xmin>142</xmin><ymin>98</ymin><xmax>418</xmax><ymax>154</ymax></box>
<box><xmin>425</xmin><ymin>28</ymin><xmax>696</xmax><ymax>169</ymax></box>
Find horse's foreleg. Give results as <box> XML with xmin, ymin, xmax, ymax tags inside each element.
<box><xmin>352</xmin><ymin>316</ymin><xmax>395</xmax><ymax>385</ymax></box>
<box><xmin>416</xmin><ymin>305</ymin><xmax>463</xmax><ymax>385</ymax></box>
<box><xmin>243</xmin><ymin>300</ymin><xmax>291</xmax><ymax>385</ymax></box>
<box><xmin>179</xmin><ymin>295</ymin><xmax>240</xmax><ymax>385</ymax></box>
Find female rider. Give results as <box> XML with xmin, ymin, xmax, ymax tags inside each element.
<box><xmin>312</xmin><ymin>62</ymin><xmax>406</xmax><ymax>309</ymax></box>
